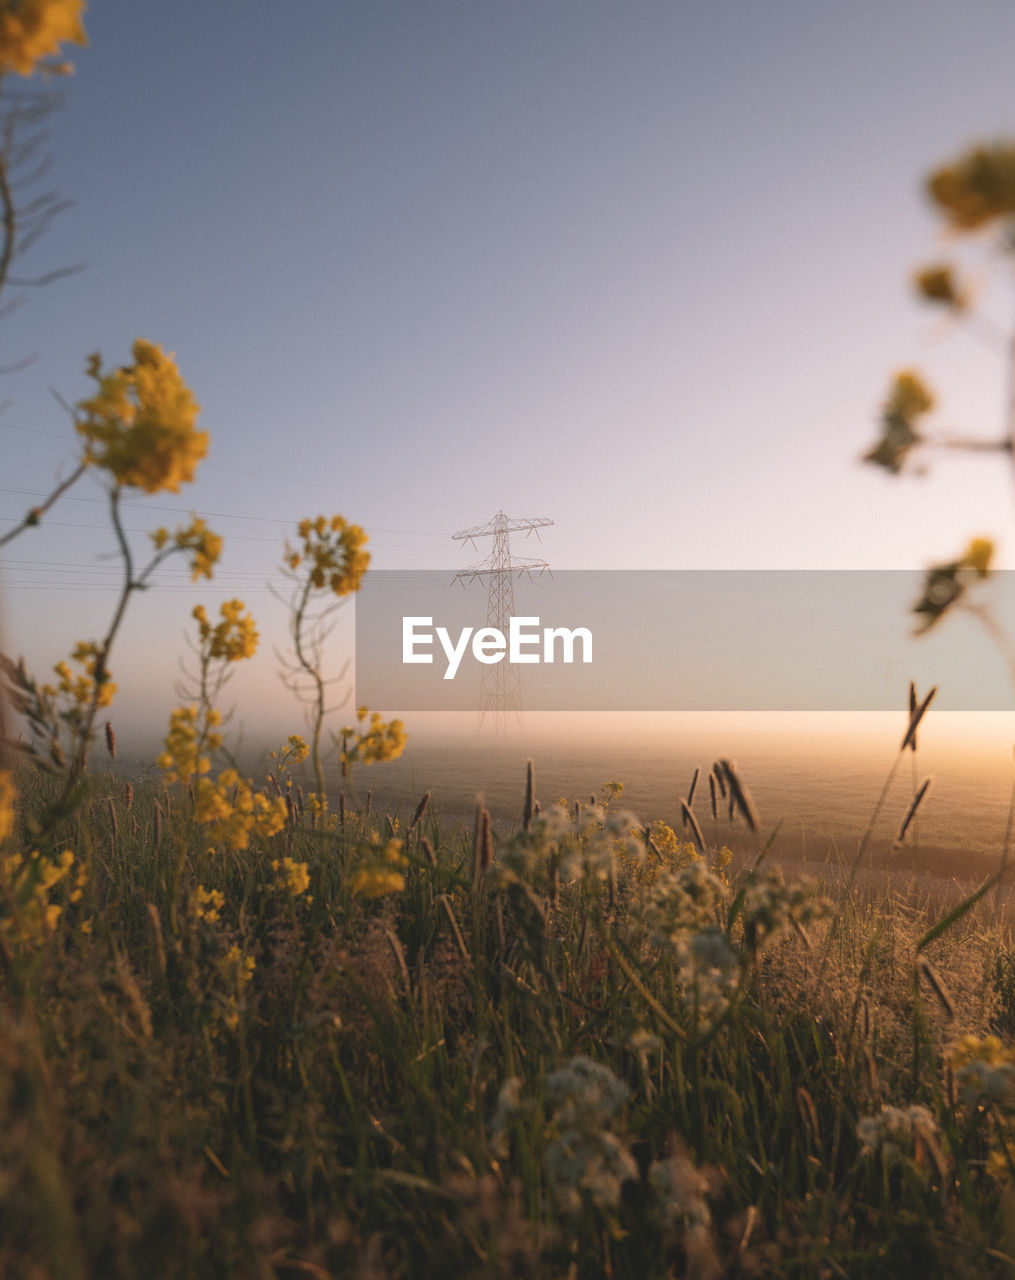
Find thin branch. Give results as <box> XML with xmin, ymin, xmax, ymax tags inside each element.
<box><xmin>0</xmin><ymin>458</ymin><xmax>86</xmax><ymax>547</ymax></box>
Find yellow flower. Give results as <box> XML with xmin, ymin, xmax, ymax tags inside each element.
<box><xmin>884</xmin><ymin>369</ymin><xmax>934</xmax><ymax>421</ymax></box>
<box><xmin>0</xmin><ymin>847</ymin><xmax>75</xmax><ymax>945</ymax></box>
<box><xmin>193</xmin><ymin>598</ymin><xmax>258</xmax><ymax>662</ymax></box>
<box><xmin>0</xmin><ymin>769</ymin><xmax>14</xmax><ymax>842</ymax></box>
<box><xmin>151</xmin><ymin>516</ymin><xmax>222</xmax><ymax>580</ymax></box>
<box><xmin>340</xmin><ymin>707</ymin><xmax>407</xmax><ymax>770</ymax></box>
<box><xmin>284</xmin><ymin>514</ymin><xmax>370</xmax><ymax>597</ymax></box>
<box><xmin>193</xmin><ymin>769</ymin><xmax>287</xmax><ymax>851</ymax></box>
<box><xmin>43</xmin><ymin>643</ymin><xmax>116</xmax><ymax>718</ymax></box>
<box><xmin>351</xmin><ymin>867</ymin><xmax>405</xmax><ymax>898</ymax></box>
<box><xmin>272</xmin><ymin>856</ymin><xmax>311</xmax><ymax>897</ymax></box>
<box><xmin>0</xmin><ymin>0</ymin><xmax>87</xmax><ymax>78</ymax></box>
<box><xmin>864</xmin><ymin>369</ymin><xmax>935</xmax><ymax>475</ymax></box>
<box><xmin>928</xmin><ymin>142</ymin><xmax>1015</xmax><ymax>230</ymax></box>
<box><xmin>77</xmin><ymin>340</ymin><xmax>207</xmax><ymax>494</ymax></box>
<box><xmin>158</xmin><ymin>705</ymin><xmax>210</xmax><ymax>785</ymax></box>
<box><xmin>194</xmin><ymin>884</ymin><xmax>225</xmax><ymax>924</ymax></box>
<box><xmin>351</xmin><ymin>835</ymin><xmax>407</xmax><ymax>897</ymax></box>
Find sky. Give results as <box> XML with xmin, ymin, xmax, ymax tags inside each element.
<box><xmin>5</xmin><ymin>0</ymin><xmax>1015</xmax><ymax>755</ymax></box>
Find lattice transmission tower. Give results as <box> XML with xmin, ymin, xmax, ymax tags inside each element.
<box><xmin>452</xmin><ymin>510</ymin><xmax>553</xmax><ymax>727</ymax></box>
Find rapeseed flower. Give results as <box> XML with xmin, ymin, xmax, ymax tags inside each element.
<box><xmin>0</xmin><ymin>0</ymin><xmax>86</xmax><ymax>77</ymax></box>
<box><xmin>77</xmin><ymin>340</ymin><xmax>207</xmax><ymax>494</ymax></box>
<box><xmin>286</xmin><ymin>513</ymin><xmax>369</xmax><ymax>596</ymax></box>
<box><xmin>928</xmin><ymin>142</ymin><xmax>1015</xmax><ymax>230</ymax></box>
<box><xmin>151</xmin><ymin>517</ymin><xmax>222</xmax><ymax>580</ymax></box>
<box><xmin>272</xmin><ymin>856</ymin><xmax>311</xmax><ymax>897</ymax></box>
<box><xmin>339</xmin><ymin>707</ymin><xmax>407</xmax><ymax>771</ymax></box>
<box><xmin>193</xmin><ymin>599</ymin><xmax>258</xmax><ymax>662</ymax></box>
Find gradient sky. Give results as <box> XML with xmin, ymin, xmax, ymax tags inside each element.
<box><xmin>5</xmin><ymin>0</ymin><xmax>1015</xmax><ymax>748</ymax></box>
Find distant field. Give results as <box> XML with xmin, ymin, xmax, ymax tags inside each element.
<box><xmin>275</xmin><ymin>726</ymin><xmax>1015</xmax><ymax>885</ymax></box>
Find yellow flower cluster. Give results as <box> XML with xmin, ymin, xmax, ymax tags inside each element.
<box><xmin>217</xmin><ymin>943</ymin><xmax>255</xmax><ymax>1030</ymax></box>
<box><xmin>0</xmin><ymin>768</ymin><xmax>14</xmax><ymax>842</ymax></box>
<box><xmin>0</xmin><ymin>0</ymin><xmax>86</xmax><ymax>77</ymax></box>
<box><xmin>194</xmin><ymin>769</ymin><xmax>287</xmax><ymax>852</ymax></box>
<box><xmin>350</xmin><ymin>835</ymin><xmax>407</xmax><ymax>898</ymax></box>
<box><xmin>272</xmin><ymin>856</ymin><xmax>311</xmax><ymax>897</ymax></box>
<box><xmin>649</xmin><ymin>819</ymin><xmax>680</xmax><ymax>858</ymax></box>
<box><xmin>151</xmin><ymin>517</ymin><xmax>222</xmax><ymax>581</ymax></box>
<box><xmin>271</xmin><ymin>734</ymin><xmax>309</xmax><ymax>771</ymax></box>
<box><xmin>927</xmin><ymin>142</ymin><xmax>1015</xmax><ymax>230</ymax></box>
<box><xmin>157</xmin><ymin>704</ymin><xmax>219</xmax><ymax>785</ymax></box>
<box><xmin>286</xmin><ymin>514</ymin><xmax>370</xmax><ymax>595</ymax></box>
<box><xmin>44</xmin><ymin>641</ymin><xmax>115</xmax><ymax>712</ymax></box>
<box><xmin>0</xmin><ymin>847</ymin><xmax>75</xmax><ymax>944</ymax></box>
<box><xmin>340</xmin><ymin>706</ymin><xmax>407</xmax><ymax>770</ymax></box>
<box><xmin>193</xmin><ymin>599</ymin><xmax>258</xmax><ymax>662</ymax></box>
<box><xmin>77</xmin><ymin>340</ymin><xmax>207</xmax><ymax>494</ymax></box>
<box><xmin>194</xmin><ymin>884</ymin><xmax>224</xmax><ymax>925</ymax></box>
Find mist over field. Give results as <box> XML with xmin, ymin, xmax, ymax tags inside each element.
<box><xmin>96</xmin><ymin>703</ymin><xmax>1015</xmax><ymax>883</ymax></box>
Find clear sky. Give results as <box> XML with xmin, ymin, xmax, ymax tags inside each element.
<box><xmin>5</xmin><ymin>0</ymin><xmax>1015</xmax><ymax>751</ymax></box>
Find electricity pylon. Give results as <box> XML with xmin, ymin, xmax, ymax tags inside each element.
<box><xmin>451</xmin><ymin>510</ymin><xmax>553</xmax><ymax>727</ymax></box>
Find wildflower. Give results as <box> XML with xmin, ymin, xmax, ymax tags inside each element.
<box><xmin>194</xmin><ymin>884</ymin><xmax>224</xmax><ymax>924</ymax></box>
<box><xmin>151</xmin><ymin>516</ymin><xmax>222</xmax><ymax>581</ymax></box>
<box><xmin>739</xmin><ymin>868</ymin><xmax>832</xmax><ymax>953</ymax></box>
<box><xmin>157</xmin><ymin>705</ymin><xmax>212</xmax><ymax>785</ymax></box>
<box><xmin>339</xmin><ymin>707</ymin><xmax>407</xmax><ymax>771</ymax></box>
<box><xmin>912</xmin><ymin>537</ymin><xmax>994</xmax><ymax>634</ymax></box>
<box><xmin>77</xmin><ymin>340</ymin><xmax>207</xmax><ymax>494</ymax></box>
<box><xmin>927</xmin><ymin>142</ymin><xmax>1015</xmax><ymax>230</ymax></box>
<box><xmin>649</xmin><ymin>819</ymin><xmax>680</xmax><ymax>858</ymax></box>
<box><xmin>649</xmin><ymin>1147</ymin><xmax>717</xmax><ymax>1242</ymax></box>
<box><xmin>285</xmin><ymin>513</ymin><xmax>369</xmax><ymax>597</ymax></box>
<box><xmin>350</xmin><ymin>835</ymin><xmax>407</xmax><ymax>897</ymax></box>
<box><xmin>864</xmin><ymin>369</ymin><xmax>935</xmax><ymax>474</ymax></box>
<box><xmin>857</xmin><ymin>1104</ymin><xmax>942</xmax><ymax>1165</ymax></box>
<box><xmin>217</xmin><ymin>943</ymin><xmax>256</xmax><ymax>1030</ymax></box>
<box><xmin>274</xmin><ymin>734</ymin><xmax>309</xmax><ymax>768</ymax></box>
<box><xmin>543</xmin><ymin>1056</ymin><xmax>638</xmax><ymax>1215</ymax></box>
<box><xmin>193</xmin><ymin>599</ymin><xmax>258</xmax><ymax>662</ymax></box>
<box><xmin>0</xmin><ymin>0</ymin><xmax>87</xmax><ymax>78</ymax></box>
<box><xmin>644</xmin><ymin>860</ymin><xmax>729</xmax><ymax>945</ymax></box>
<box><xmin>559</xmin><ymin>805</ymin><xmax>645</xmax><ymax>885</ymax></box>
<box><xmin>949</xmin><ymin>1035</ymin><xmax>1015</xmax><ymax>1109</ymax></box>
<box><xmin>0</xmin><ymin>847</ymin><xmax>75</xmax><ymax>944</ymax></box>
<box><xmin>41</xmin><ymin>644</ymin><xmax>116</xmax><ymax>732</ymax></box>
<box><xmin>272</xmin><ymin>856</ymin><xmax>311</xmax><ymax>897</ymax></box>
<box><xmin>193</xmin><ymin>769</ymin><xmax>287</xmax><ymax>852</ymax></box>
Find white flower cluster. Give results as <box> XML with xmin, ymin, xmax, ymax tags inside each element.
<box><xmin>489</xmin><ymin>804</ymin><xmax>646</xmax><ymax>895</ymax></box>
<box><xmin>856</xmin><ymin>1104</ymin><xmax>940</xmax><ymax>1163</ymax></box>
<box><xmin>543</xmin><ymin>1055</ymin><xmax>638</xmax><ymax>1215</ymax></box>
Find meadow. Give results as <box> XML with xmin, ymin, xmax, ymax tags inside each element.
<box><xmin>5</xmin><ymin>715</ymin><xmax>1015</xmax><ymax>1278</ymax></box>
<box><xmin>7</xmin><ymin>8</ymin><xmax>1015</xmax><ymax>1276</ymax></box>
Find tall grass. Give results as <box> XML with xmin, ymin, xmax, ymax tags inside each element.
<box><xmin>2</xmin><ymin>749</ymin><xmax>1015</xmax><ymax>1278</ymax></box>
